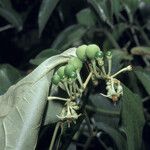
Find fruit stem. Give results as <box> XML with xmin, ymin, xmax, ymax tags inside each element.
<box><xmin>111</xmin><ymin>65</ymin><xmax>132</xmax><ymax>78</ymax></box>
<box><xmin>63</xmin><ymin>82</ymin><xmax>71</xmax><ymax>97</ymax></box>
<box><xmin>69</xmin><ymin>82</ymin><xmax>73</xmax><ymax>97</ymax></box>
<box><xmin>96</xmin><ymin>58</ymin><xmax>106</xmax><ymax>76</ymax></box>
<box><xmin>76</xmin><ymin>70</ymin><xmax>83</xmax><ymax>87</ymax></box>
<box><xmin>47</xmin><ymin>96</ymin><xmax>68</xmax><ymax>101</ymax></box>
<box><xmin>83</xmin><ymin>72</ymin><xmax>93</xmax><ymax>89</ymax></box>
<box><xmin>49</xmin><ymin>122</ymin><xmax>61</xmax><ymax>150</ymax></box>
<box><xmin>107</xmin><ymin>58</ymin><xmax>112</xmax><ymax>76</ymax></box>
<box><xmin>91</xmin><ymin>60</ymin><xmax>99</xmax><ymax>78</ymax></box>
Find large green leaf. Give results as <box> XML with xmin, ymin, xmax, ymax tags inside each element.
<box><xmin>0</xmin><ymin>48</ymin><xmax>76</xmax><ymax>149</ymax></box>
<box><xmin>96</xmin><ymin>122</ymin><xmax>126</xmax><ymax>150</ymax></box>
<box><xmin>112</xmin><ymin>0</ymin><xmax>122</xmax><ymax>17</ymax></box>
<box><xmin>134</xmin><ymin>68</ymin><xmax>150</xmax><ymax>95</ymax></box>
<box><xmin>38</xmin><ymin>0</ymin><xmax>60</xmax><ymax>35</ymax></box>
<box><xmin>0</xmin><ymin>0</ymin><xmax>22</xmax><ymax>30</ymax></box>
<box><xmin>89</xmin><ymin>94</ymin><xmax>120</xmax><ymax>128</ymax></box>
<box><xmin>120</xmin><ymin>85</ymin><xmax>145</xmax><ymax>150</ymax></box>
<box><xmin>111</xmin><ymin>49</ymin><xmax>132</xmax><ymax>73</ymax></box>
<box><xmin>0</xmin><ymin>0</ymin><xmax>11</xmax><ymax>8</ymax></box>
<box><xmin>123</xmin><ymin>0</ymin><xmax>140</xmax><ymax>13</ymax></box>
<box><xmin>88</xmin><ymin>0</ymin><xmax>113</xmax><ymax>27</ymax></box>
<box><xmin>103</xmin><ymin>23</ymin><xmax>128</xmax><ymax>50</ymax></box>
<box><xmin>131</xmin><ymin>46</ymin><xmax>150</xmax><ymax>56</ymax></box>
<box><xmin>112</xmin><ymin>23</ymin><xmax>128</xmax><ymax>40</ymax></box>
<box><xmin>51</xmin><ymin>25</ymin><xmax>86</xmax><ymax>51</ymax></box>
<box><xmin>76</xmin><ymin>8</ymin><xmax>96</xmax><ymax>27</ymax></box>
<box><xmin>0</xmin><ymin>64</ymin><xmax>22</xmax><ymax>95</ymax></box>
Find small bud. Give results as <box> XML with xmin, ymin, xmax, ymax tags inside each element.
<box><xmin>105</xmin><ymin>51</ymin><xmax>112</xmax><ymax>59</ymax></box>
<box><xmin>95</xmin><ymin>51</ymin><xmax>103</xmax><ymax>58</ymax></box>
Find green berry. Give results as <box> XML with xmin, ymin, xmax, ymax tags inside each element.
<box><xmin>76</xmin><ymin>45</ymin><xmax>87</xmax><ymax>61</ymax></box>
<box><xmin>68</xmin><ymin>57</ymin><xmax>83</xmax><ymax>71</ymax></box>
<box><xmin>64</xmin><ymin>64</ymin><xmax>76</xmax><ymax>78</ymax></box>
<box><xmin>95</xmin><ymin>51</ymin><xmax>103</xmax><ymax>58</ymax></box>
<box><xmin>70</xmin><ymin>71</ymin><xmax>77</xmax><ymax>79</ymax></box>
<box><xmin>57</xmin><ymin>66</ymin><xmax>65</xmax><ymax>79</ymax></box>
<box><xmin>52</xmin><ymin>74</ymin><xmax>61</xmax><ymax>85</ymax></box>
<box><xmin>105</xmin><ymin>51</ymin><xmax>112</xmax><ymax>58</ymax></box>
<box><xmin>86</xmin><ymin>44</ymin><xmax>100</xmax><ymax>59</ymax></box>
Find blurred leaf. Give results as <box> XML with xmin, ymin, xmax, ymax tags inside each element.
<box><xmin>96</xmin><ymin>122</ymin><xmax>126</xmax><ymax>150</ymax></box>
<box><xmin>30</xmin><ymin>48</ymin><xmax>60</xmax><ymax>65</ymax></box>
<box><xmin>111</xmin><ymin>49</ymin><xmax>133</xmax><ymax>73</ymax></box>
<box><xmin>0</xmin><ymin>0</ymin><xmax>11</xmax><ymax>8</ymax></box>
<box><xmin>0</xmin><ymin>64</ymin><xmax>22</xmax><ymax>95</ymax></box>
<box><xmin>51</xmin><ymin>24</ymin><xmax>86</xmax><ymax>51</ymax></box>
<box><xmin>0</xmin><ymin>48</ymin><xmax>76</xmax><ymax>149</ymax></box>
<box><xmin>0</xmin><ymin>0</ymin><xmax>23</xmax><ymax>30</ymax></box>
<box><xmin>112</xmin><ymin>23</ymin><xmax>128</xmax><ymax>40</ymax></box>
<box><xmin>103</xmin><ymin>23</ymin><xmax>128</xmax><ymax>50</ymax></box>
<box><xmin>88</xmin><ymin>0</ymin><xmax>113</xmax><ymax>27</ymax></box>
<box><xmin>76</xmin><ymin>8</ymin><xmax>96</xmax><ymax>27</ymax></box>
<box><xmin>124</xmin><ymin>0</ymin><xmax>140</xmax><ymax>13</ymax></box>
<box><xmin>89</xmin><ymin>94</ymin><xmax>121</xmax><ymax>128</ymax></box>
<box><xmin>143</xmin><ymin>0</ymin><xmax>150</xmax><ymax>3</ymax></box>
<box><xmin>38</xmin><ymin>0</ymin><xmax>60</xmax><ymax>36</ymax></box>
<box><xmin>131</xmin><ymin>46</ymin><xmax>150</xmax><ymax>56</ymax></box>
<box><xmin>120</xmin><ymin>85</ymin><xmax>145</xmax><ymax>150</ymax></box>
<box><xmin>112</xmin><ymin>0</ymin><xmax>122</xmax><ymax>17</ymax></box>
<box><xmin>134</xmin><ymin>68</ymin><xmax>150</xmax><ymax>95</ymax></box>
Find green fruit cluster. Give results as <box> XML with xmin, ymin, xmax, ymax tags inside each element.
<box><xmin>52</xmin><ymin>56</ymin><xmax>83</xmax><ymax>85</ymax></box>
<box><xmin>76</xmin><ymin>44</ymin><xmax>104</xmax><ymax>61</ymax></box>
<box><xmin>52</xmin><ymin>44</ymin><xmax>112</xmax><ymax>85</ymax></box>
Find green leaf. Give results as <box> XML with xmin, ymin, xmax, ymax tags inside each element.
<box><xmin>0</xmin><ymin>48</ymin><xmax>76</xmax><ymax>149</ymax></box>
<box><xmin>0</xmin><ymin>64</ymin><xmax>22</xmax><ymax>95</ymax></box>
<box><xmin>51</xmin><ymin>25</ymin><xmax>86</xmax><ymax>51</ymax></box>
<box><xmin>111</xmin><ymin>49</ymin><xmax>133</xmax><ymax>73</ymax></box>
<box><xmin>123</xmin><ymin>0</ymin><xmax>140</xmax><ymax>13</ymax></box>
<box><xmin>88</xmin><ymin>0</ymin><xmax>113</xmax><ymax>27</ymax></box>
<box><xmin>103</xmin><ymin>23</ymin><xmax>128</xmax><ymax>50</ymax></box>
<box><xmin>0</xmin><ymin>0</ymin><xmax>12</xmax><ymax>9</ymax></box>
<box><xmin>76</xmin><ymin>8</ymin><xmax>96</xmax><ymax>27</ymax></box>
<box><xmin>134</xmin><ymin>68</ymin><xmax>150</xmax><ymax>95</ymax></box>
<box><xmin>111</xmin><ymin>0</ymin><xmax>122</xmax><ymax>17</ymax></box>
<box><xmin>131</xmin><ymin>46</ymin><xmax>150</xmax><ymax>56</ymax></box>
<box><xmin>30</xmin><ymin>48</ymin><xmax>60</xmax><ymax>65</ymax></box>
<box><xmin>38</xmin><ymin>0</ymin><xmax>60</xmax><ymax>36</ymax></box>
<box><xmin>0</xmin><ymin>0</ymin><xmax>23</xmax><ymax>30</ymax></box>
<box><xmin>112</xmin><ymin>23</ymin><xmax>128</xmax><ymax>40</ymax></box>
<box><xmin>143</xmin><ymin>0</ymin><xmax>150</xmax><ymax>3</ymax></box>
<box><xmin>96</xmin><ymin>122</ymin><xmax>126</xmax><ymax>150</ymax></box>
<box><xmin>120</xmin><ymin>85</ymin><xmax>145</xmax><ymax>150</ymax></box>
<box><xmin>89</xmin><ymin>94</ymin><xmax>121</xmax><ymax>128</ymax></box>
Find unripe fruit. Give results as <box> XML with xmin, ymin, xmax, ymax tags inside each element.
<box><xmin>105</xmin><ymin>51</ymin><xmax>112</xmax><ymax>58</ymax></box>
<box><xmin>64</xmin><ymin>64</ymin><xmax>76</xmax><ymax>78</ymax></box>
<box><xmin>68</xmin><ymin>57</ymin><xmax>83</xmax><ymax>71</ymax></box>
<box><xmin>86</xmin><ymin>44</ymin><xmax>100</xmax><ymax>59</ymax></box>
<box><xmin>95</xmin><ymin>51</ymin><xmax>103</xmax><ymax>58</ymax></box>
<box><xmin>70</xmin><ymin>71</ymin><xmax>77</xmax><ymax>79</ymax></box>
<box><xmin>76</xmin><ymin>45</ymin><xmax>87</xmax><ymax>61</ymax></box>
<box><xmin>52</xmin><ymin>74</ymin><xmax>61</xmax><ymax>85</ymax></box>
<box><xmin>57</xmin><ymin>66</ymin><xmax>65</xmax><ymax>79</ymax></box>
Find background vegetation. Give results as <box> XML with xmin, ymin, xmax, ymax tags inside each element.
<box><xmin>0</xmin><ymin>0</ymin><xmax>150</xmax><ymax>149</ymax></box>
